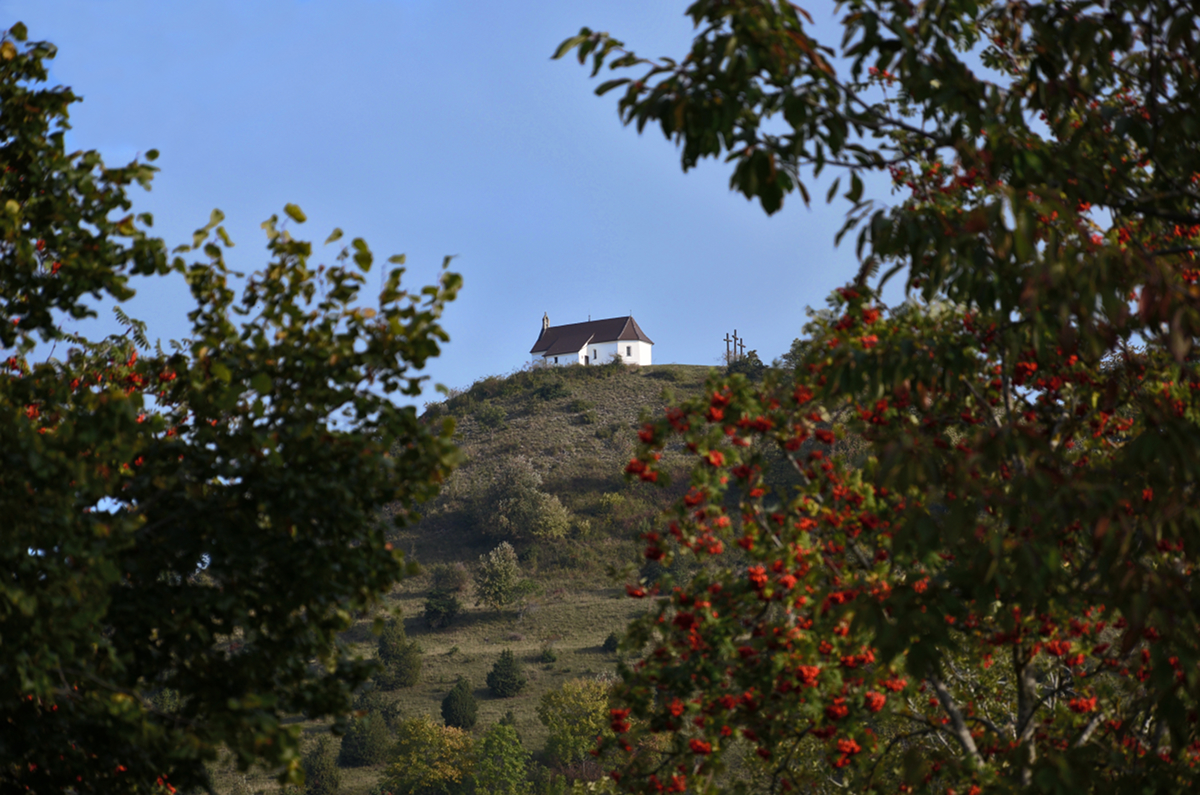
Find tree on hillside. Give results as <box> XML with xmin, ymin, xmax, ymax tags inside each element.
<box><xmin>479</xmin><ymin>456</ymin><xmax>572</xmax><ymax>541</ymax></box>
<box><xmin>486</xmin><ymin>648</ymin><xmax>527</xmax><ymax>698</ymax></box>
<box><xmin>0</xmin><ymin>23</ymin><xmax>460</xmax><ymax>792</ymax></box>
<box><xmin>475</xmin><ymin>541</ymin><xmax>523</xmax><ymax>612</ymax></box>
<box><xmin>337</xmin><ymin>712</ymin><xmax>392</xmax><ymax>768</ymax></box>
<box><xmin>561</xmin><ymin>1</ymin><xmax>1200</xmax><ymax>793</ymax></box>
<box><xmin>301</xmin><ymin>737</ymin><xmax>340</xmax><ymax>795</ymax></box>
<box><xmin>384</xmin><ymin>716</ymin><xmax>475</xmax><ymax>795</ymax></box>
<box><xmin>475</xmin><ymin>722</ymin><xmax>530</xmax><ymax>795</ymax></box>
<box><xmin>441</xmin><ymin>677</ymin><xmax>479</xmax><ymax>730</ymax></box>
<box><xmin>537</xmin><ymin>678</ymin><xmax>612</xmax><ymax>769</ymax></box>
<box><xmin>377</xmin><ymin>616</ymin><xmax>423</xmax><ymax>690</ymax></box>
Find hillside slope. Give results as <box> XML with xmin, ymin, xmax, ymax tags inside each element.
<box><xmin>211</xmin><ymin>363</ymin><xmax>717</xmax><ymax>794</ymax></box>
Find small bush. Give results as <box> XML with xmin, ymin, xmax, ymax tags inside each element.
<box><xmin>566</xmin><ymin>398</ymin><xmax>594</xmax><ymax>413</ymax></box>
<box><xmin>355</xmin><ymin>689</ymin><xmax>404</xmax><ymax>730</ymax></box>
<box><xmin>577</xmin><ymin>409</ymin><xmax>599</xmax><ymax>425</ymax></box>
<box><xmin>338</xmin><ymin>713</ymin><xmax>392</xmax><ymax>767</ymax></box>
<box><xmin>645</xmin><ymin>365</ymin><xmax>684</xmax><ymax>382</ymax></box>
<box><xmin>441</xmin><ymin>678</ymin><xmax>478</xmax><ymax>730</ymax></box>
<box><xmin>726</xmin><ymin>349</ymin><xmax>767</xmax><ymax>381</ymax></box>
<box><xmin>424</xmin><ymin>589</ymin><xmax>462</xmax><ymax>629</ymax></box>
<box><xmin>301</xmin><ymin>736</ymin><xmax>340</xmax><ymax>795</ymax></box>
<box><xmin>430</xmin><ymin>561</ymin><xmax>470</xmax><ymax>593</ymax></box>
<box><xmin>533</xmin><ymin>378</ymin><xmax>570</xmax><ymax>400</ymax></box>
<box><xmin>487</xmin><ymin>649</ymin><xmax>527</xmax><ymax>698</ymax></box>
<box><xmin>537</xmin><ymin>645</ymin><xmax>558</xmax><ymax>664</ymax></box>
<box><xmin>602</xmin><ymin>632</ymin><xmax>620</xmax><ymax>654</ymax></box>
<box><xmin>474</xmin><ymin>401</ymin><xmax>507</xmax><ymax>429</ymax></box>
<box><xmin>377</xmin><ymin>618</ymin><xmax>423</xmax><ymax>690</ymax></box>
<box><xmin>594</xmin><ymin>422</ymin><xmax>621</xmax><ymax>440</ymax></box>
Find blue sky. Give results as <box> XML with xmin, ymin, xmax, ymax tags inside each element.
<box><xmin>7</xmin><ymin>0</ymin><xmax>877</xmax><ymax>401</ymax></box>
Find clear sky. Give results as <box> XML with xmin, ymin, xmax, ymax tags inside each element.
<box><xmin>6</xmin><ymin>0</ymin><xmax>878</xmax><ymax>402</ymax></box>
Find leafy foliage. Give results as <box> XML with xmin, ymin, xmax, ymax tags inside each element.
<box><xmin>725</xmin><ymin>349</ymin><xmax>765</xmax><ymax>381</ymax></box>
<box><xmin>475</xmin><ymin>542</ymin><xmax>523</xmax><ymax>612</ymax></box>
<box><xmin>430</xmin><ymin>562</ymin><xmax>471</xmax><ymax>594</ymax></box>
<box><xmin>337</xmin><ymin>712</ymin><xmax>392</xmax><ymax>768</ymax></box>
<box><xmin>383</xmin><ymin>716</ymin><xmax>475</xmax><ymax>795</ymax></box>
<box><xmin>1</xmin><ymin>23</ymin><xmax>459</xmax><ymax>793</ymax></box>
<box><xmin>601</xmin><ymin>632</ymin><xmax>620</xmax><ymax>654</ymax></box>
<box><xmin>423</xmin><ymin>589</ymin><xmax>463</xmax><ymax>630</ymax></box>
<box><xmin>441</xmin><ymin>678</ymin><xmax>478</xmax><ymax>730</ymax></box>
<box><xmin>377</xmin><ymin>618</ymin><xmax>423</xmax><ymax>690</ymax></box>
<box><xmin>537</xmin><ymin>678</ymin><xmax>611</xmax><ymax>768</ymax></box>
<box><xmin>562</xmin><ymin>0</ymin><xmax>1200</xmax><ymax>793</ymax></box>
<box><xmin>486</xmin><ymin>649</ymin><xmax>528</xmax><ymax>698</ymax></box>
<box><xmin>301</xmin><ymin>737</ymin><xmax>340</xmax><ymax>795</ymax></box>
<box><xmin>481</xmin><ymin>457</ymin><xmax>572</xmax><ymax>541</ymax></box>
<box><xmin>476</xmin><ymin>723</ymin><xmax>530</xmax><ymax>795</ymax></box>
<box><xmin>473</xmin><ymin>400</ymin><xmax>507</xmax><ymax>430</ymax></box>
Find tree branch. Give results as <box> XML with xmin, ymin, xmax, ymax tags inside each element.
<box><xmin>929</xmin><ymin>674</ymin><xmax>985</xmax><ymax>769</ymax></box>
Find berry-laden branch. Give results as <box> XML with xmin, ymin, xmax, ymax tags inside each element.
<box><xmin>563</xmin><ymin>2</ymin><xmax>1200</xmax><ymax>792</ymax></box>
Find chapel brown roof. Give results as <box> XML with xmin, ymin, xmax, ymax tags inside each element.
<box><xmin>530</xmin><ymin>316</ymin><xmax>653</xmax><ymax>356</ymax></box>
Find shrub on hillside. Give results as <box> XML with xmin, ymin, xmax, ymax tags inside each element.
<box><xmin>475</xmin><ymin>542</ymin><xmax>522</xmax><ymax>612</ymax></box>
<box><xmin>473</xmin><ymin>400</ymin><xmax>507</xmax><ymax>430</ymax></box>
<box><xmin>337</xmin><ymin>713</ymin><xmax>391</xmax><ymax>767</ymax></box>
<box><xmin>480</xmin><ymin>458</ymin><xmax>571</xmax><ymax>542</ymax></box>
<box><xmin>533</xmin><ymin>377</ymin><xmax>571</xmax><ymax>401</ymax></box>
<box><xmin>486</xmin><ymin>649</ymin><xmax>527</xmax><ymax>698</ymax></box>
<box><xmin>430</xmin><ymin>561</ymin><xmax>470</xmax><ymax>593</ymax></box>
<box><xmin>423</xmin><ymin>589</ymin><xmax>462</xmax><ymax>629</ymax></box>
<box><xmin>462</xmin><ymin>458</ymin><xmax>571</xmax><ymax>543</ymax></box>
<box><xmin>353</xmin><ymin>688</ymin><xmax>404</xmax><ymax>730</ymax></box>
<box><xmin>645</xmin><ymin>365</ymin><xmax>684</xmax><ymax>382</ymax></box>
<box><xmin>441</xmin><ymin>678</ymin><xmax>478</xmax><ymax>730</ymax></box>
<box><xmin>602</xmin><ymin>632</ymin><xmax>620</xmax><ymax>654</ymax></box>
<box><xmin>376</xmin><ymin>618</ymin><xmax>422</xmax><ymax>690</ymax></box>
<box><xmin>301</xmin><ymin>737</ymin><xmax>340</xmax><ymax>795</ymax></box>
<box><xmin>726</xmin><ymin>349</ymin><xmax>766</xmax><ymax>381</ymax></box>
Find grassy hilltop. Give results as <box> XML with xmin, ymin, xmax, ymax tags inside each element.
<box><xmin>214</xmin><ymin>362</ymin><xmax>716</xmax><ymax>794</ymax></box>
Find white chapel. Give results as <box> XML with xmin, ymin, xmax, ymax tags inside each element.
<box><xmin>530</xmin><ymin>314</ymin><xmax>654</xmax><ymax>367</ymax></box>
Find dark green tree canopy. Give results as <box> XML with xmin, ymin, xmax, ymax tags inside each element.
<box><xmin>1</xmin><ymin>23</ymin><xmax>459</xmax><ymax>792</ymax></box>
<box><xmin>441</xmin><ymin>678</ymin><xmax>479</xmax><ymax>730</ymax></box>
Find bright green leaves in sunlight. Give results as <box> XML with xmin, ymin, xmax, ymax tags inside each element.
<box><xmin>1</xmin><ymin>23</ymin><xmax>460</xmax><ymax>793</ymax></box>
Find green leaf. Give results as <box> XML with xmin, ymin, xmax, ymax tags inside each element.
<box><xmin>352</xmin><ymin>238</ymin><xmax>372</xmax><ymax>272</ymax></box>
<box><xmin>145</xmin><ymin>148</ymin><xmax>159</xmax><ymax>161</ymax></box>
<box><xmin>552</xmin><ymin>33</ymin><xmax>589</xmax><ymax>61</ymax></box>
<box><xmin>846</xmin><ymin>171</ymin><xmax>863</xmax><ymax>203</ymax></box>
<box><xmin>210</xmin><ymin>361</ymin><xmax>232</xmax><ymax>383</ymax></box>
<box><xmin>387</xmin><ymin>254</ymin><xmax>406</xmax><ymax>265</ymax></box>
<box><xmin>10</xmin><ymin>22</ymin><xmax>27</xmax><ymax>42</ymax></box>
<box><xmin>825</xmin><ymin>177</ymin><xmax>841</xmax><ymax>204</ymax></box>
<box><xmin>284</xmin><ymin>203</ymin><xmax>307</xmax><ymax>223</ymax></box>
<box><xmin>325</xmin><ymin>228</ymin><xmax>343</xmax><ymax>245</ymax></box>
<box><xmin>251</xmin><ymin>372</ymin><xmax>272</xmax><ymax>395</ymax></box>
<box><xmin>596</xmin><ymin>78</ymin><xmax>631</xmax><ymax>96</ymax></box>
